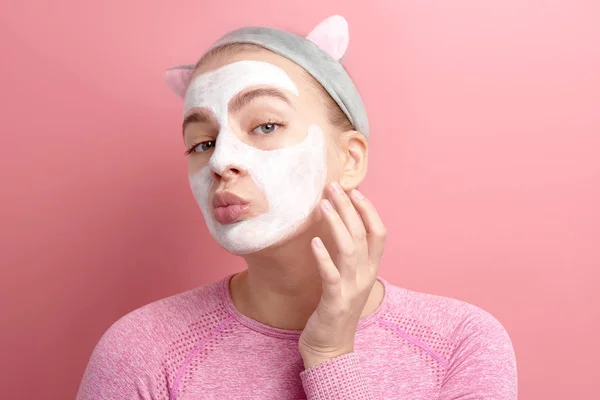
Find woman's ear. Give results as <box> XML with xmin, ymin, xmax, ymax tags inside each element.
<box><xmin>338</xmin><ymin>131</ymin><xmax>368</xmax><ymax>191</ymax></box>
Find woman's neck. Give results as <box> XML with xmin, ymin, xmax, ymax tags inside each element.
<box><xmin>230</xmin><ymin>230</ymin><xmax>384</xmax><ymax>331</ymax></box>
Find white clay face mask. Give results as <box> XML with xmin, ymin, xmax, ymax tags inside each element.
<box><xmin>185</xmin><ymin>60</ymin><xmax>327</xmax><ymax>255</ymax></box>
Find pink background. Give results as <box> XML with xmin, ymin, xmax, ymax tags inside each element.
<box><xmin>1</xmin><ymin>1</ymin><xmax>598</xmax><ymax>398</ymax></box>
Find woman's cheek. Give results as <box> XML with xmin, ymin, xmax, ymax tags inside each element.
<box><xmin>187</xmin><ymin>156</ymin><xmax>206</xmax><ymax>175</ymax></box>
<box><xmin>323</xmin><ymin>145</ymin><xmax>341</xmax><ymax>181</ymax></box>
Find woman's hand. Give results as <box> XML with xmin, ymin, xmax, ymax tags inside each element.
<box><xmin>298</xmin><ymin>181</ymin><xmax>387</xmax><ymax>369</ymax></box>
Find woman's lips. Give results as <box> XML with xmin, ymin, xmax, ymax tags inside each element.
<box><xmin>213</xmin><ymin>204</ymin><xmax>250</xmax><ymax>224</ymax></box>
<box><xmin>212</xmin><ymin>191</ymin><xmax>250</xmax><ymax>224</ymax></box>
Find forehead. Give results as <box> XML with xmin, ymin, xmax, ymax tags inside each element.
<box><xmin>193</xmin><ymin>47</ymin><xmax>307</xmax><ymax>82</ymax></box>
<box><xmin>183</xmin><ymin>60</ymin><xmax>299</xmax><ymax>116</ymax></box>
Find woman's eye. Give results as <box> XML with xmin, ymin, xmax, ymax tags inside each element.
<box><xmin>252</xmin><ymin>123</ymin><xmax>280</xmax><ymax>135</ymax></box>
<box><xmin>193</xmin><ymin>141</ymin><xmax>215</xmax><ymax>153</ymax></box>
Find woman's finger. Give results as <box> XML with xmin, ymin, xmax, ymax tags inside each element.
<box><xmin>348</xmin><ymin>189</ymin><xmax>387</xmax><ymax>270</ymax></box>
<box><xmin>311</xmin><ymin>237</ymin><xmax>341</xmax><ymax>301</ymax></box>
<box><xmin>327</xmin><ymin>182</ymin><xmax>369</xmax><ymax>259</ymax></box>
<box><xmin>320</xmin><ymin>199</ymin><xmax>357</xmax><ymax>278</ymax></box>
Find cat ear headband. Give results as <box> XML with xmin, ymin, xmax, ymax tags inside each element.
<box><xmin>163</xmin><ymin>15</ymin><xmax>370</xmax><ymax>138</ymax></box>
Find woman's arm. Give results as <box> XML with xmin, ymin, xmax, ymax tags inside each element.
<box><xmin>439</xmin><ymin>307</ymin><xmax>518</xmax><ymax>399</ymax></box>
<box><xmin>299</xmin><ymin>306</ymin><xmax>517</xmax><ymax>400</ymax></box>
<box><xmin>300</xmin><ymin>352</ymin><xmax>376</xmax><ymax>399</ymax></box>
<box><xmin>75</xmin><ymin>317</ymin><xmax>161</xmax><ymax>400</ymax></box>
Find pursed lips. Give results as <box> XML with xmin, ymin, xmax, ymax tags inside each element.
<box><xmin>212</xmin><ymin>191</ymin><xmax>250</xmax><ymax>224</ymax></box>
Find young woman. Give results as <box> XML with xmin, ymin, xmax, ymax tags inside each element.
<box><xmin>77</xmin><ymin>15</ymin><xmax>517</xmax><ymax>400</ymax></box>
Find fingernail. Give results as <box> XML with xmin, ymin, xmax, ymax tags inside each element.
<box><xmin>322</xmin><ymin>199</ymin><xmax>333</xmax><ymax>213</ymax></box>
<box><xmin>351</xmin><ymin>189</ymin><xmax>364</xmax><ymax>200</ymax></box>
<box><xmin>330</xmin><ymin>181</ymin><xmax>342</xmax><ymax>193</ymax></box>
<box><xmin>312</xmin><ymin>237</ymin><xmax>323</xmax><ymax>249</ymax></box>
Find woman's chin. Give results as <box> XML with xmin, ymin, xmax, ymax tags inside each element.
<box><xmin>236</xmin><ymin>214</ymin><xmax>322</xmax><ymax>258</ymax></box>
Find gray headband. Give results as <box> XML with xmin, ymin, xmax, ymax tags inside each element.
<box><xmin>202</xmin><ymin>25</ymin><xmax>369</xmax><ymax>137</ymax></box>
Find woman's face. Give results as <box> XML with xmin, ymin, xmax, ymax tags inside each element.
<box><xmin>182</xmin><ymin>49</ymin><xmax>351</xmax><ymax>254</ymax></box>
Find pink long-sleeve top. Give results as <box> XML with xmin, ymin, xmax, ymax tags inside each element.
<box><xmin>76</xmin><ymin>273</ymin><xmax>518</xmax><ymax>399</ymax></box>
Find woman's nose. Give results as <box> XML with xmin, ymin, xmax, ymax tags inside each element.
<box><xmin>211</xmin><ymin>165</ymin><xmax>242</xmax><ymax>181</ymax></box>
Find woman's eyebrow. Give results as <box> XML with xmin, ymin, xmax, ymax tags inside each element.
<box><xmin>182</xmin><ymin>109</ymin><xmax>217</xmax><ymax>136</ymax></box>
<box><xmin>228</xmin><ymin>87</ymin><xmax>295</xmax><ymax>114</ymax></box>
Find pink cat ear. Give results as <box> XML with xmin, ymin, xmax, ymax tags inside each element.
<box><xmin>306</xmin><ymin>15</ymin><xmax>349</xmax><ymax>62</ymax></box>
<box><xmin>164</xmin><ymin>65</ymin><xmax>194</xmax><ymax>98</ymax></box>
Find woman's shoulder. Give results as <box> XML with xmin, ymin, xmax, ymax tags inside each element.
<box><xmin>91</xmin><ymin>276</ymin><xmax>230</xmax><ymax>357</ymax></box>
<box><xmin>77</xmin><ymin>277</ymin><xmax>231</xmax><ymax>398</ymax></box>
<box><xmin>381</xmin><ymin>277</ymin><xmax>513</xmax><ymax>349</ymax></box>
